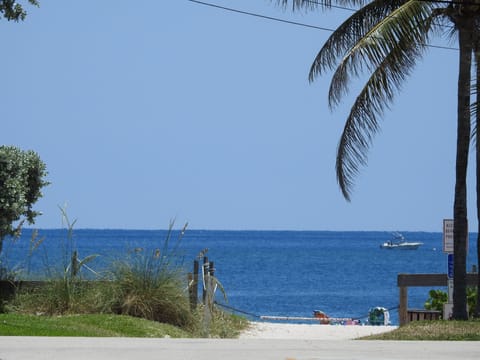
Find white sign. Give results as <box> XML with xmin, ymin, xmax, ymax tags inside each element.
<box><xmin>442</xmin><ymin>218</ymin><xmax>469</xmax><ymax>254</ymax></box>
<box><xmin>443</xmin><ymin>219</ymin><xmax>454</xmax><ymax>253</ymax></box>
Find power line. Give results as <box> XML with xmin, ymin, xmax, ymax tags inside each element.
<box><xmin>187</xmin><ymin>0</ymin><xmax>458</xmax><ymax>51</ymax></box>
<box><xmin>187</xmin><ymin>0</ymin><xmax>336</xmax><ymax>32</ymax></box>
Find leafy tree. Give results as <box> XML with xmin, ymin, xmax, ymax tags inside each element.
<box><xmin>274</xmin><ymin>0</ymin><xmax>477</xmax><ymax>319</ymax></box>
<box><xmin>0</xmin><ymin>0</ymin><xmax>38</xmax><ymax>21</ymax></box>
<box><xmin>0</xmin><ymin>146</ymin><xmax>48</xmax><ymax>254</ymax></box>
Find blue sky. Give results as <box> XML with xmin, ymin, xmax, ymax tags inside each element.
<box><xmin>0</xmin><ymin>0</ymin><xmax>473</xmax><ymax>231</ymax></box>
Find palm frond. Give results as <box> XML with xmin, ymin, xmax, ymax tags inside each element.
<box><xmin>273</xmin><ymin>0</ymin><xmax>331</xmax><ymax>10</ymax></box>
<box><xmin>336</xmin><ymin>31</ymin><xmax>429</xmax><ymax>200</ymax></box>
<box><xmin>272</xmin><ymin>0</ymin><xmax>371</xmax><ymax>11</ymax></box>
<box><xmin>309</xmin><ymin>0</ymin><xmax>408</xmax><ymax>80</ymax></box>
<box><xmin>328</xmin><ymin>0</ymin><xmax>435</xmax><ymax>109</ymax></box>
<box><xmin>273</xmin><ymin>0</ymin><xmax>446</xmax><ymax>201</ymax></box>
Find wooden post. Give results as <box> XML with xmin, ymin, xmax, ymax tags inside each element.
<box><xmin>208</xmin><ymin>261</ymin><xmax>215</xmax><ymax>309</ymax></box>
<box><xmin>193</xmin><ymin>260</ymin><xmax>199</xmax><ymax>309</ymax></box>
<box><xmin>188</xmin><ymin>272</ymin><xmax>194</xmax><ymax>311</ymax></box>
<box><xmin>399</xmin><ymin>286</ymin><xmax>408</xmax><ymax>326</ymax></box>
<box><xmin>188</xmin><ymin>260</ymin><xmax>201</xmax><ymax>311</ymax></box>
<box><xmin>71</xmin><ymin>250</ymin><xmax>79</xmax><ymax>278</ymax></box>
<box><xmin>209</xmin><ymin>261</ymin><xmax>214</xmax><ymax>277</ymax></box>
<box><xmin>202</xmin><ymin>256</ymin><xmax>209</xmax><ymax>304</ymax></box>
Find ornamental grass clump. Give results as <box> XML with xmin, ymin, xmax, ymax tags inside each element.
<box><xmin>10</xmin><ymin>207</ymin><xmax>100</xmax><ymax>315</ymax></box>
<box><xmin>103</xmin><ymin>222</ymin><xmax>194</xmax><ymax>329</ymax></box>
<box><xmin>106</xmin><ymin>252</ymin><xmax>192</xmax><ymax>327</ymax></box>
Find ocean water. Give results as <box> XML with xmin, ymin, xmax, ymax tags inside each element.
<box><xmin>1</xmin><ymin>229</ymin><xmax>478</xmax><ymax>325</ymax></box>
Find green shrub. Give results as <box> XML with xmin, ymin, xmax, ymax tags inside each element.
<box><xmin>190</xmin><ymin>305</ymin><xmax>249</xmax><ymax>338</ymax></box>
<box><xmin>11</xmin><ymin>279</ymin><xmax>109</xmax><ymax>315</ymax></box>
<box><xmin>425</xmin><ymin>289</ymin><xmax>448</xmax><ymax>313</ymax></box>
<box><xmin>425</xmin><ymin>288</ymin><xmax>478</xmax><ymax>317</ymax></box>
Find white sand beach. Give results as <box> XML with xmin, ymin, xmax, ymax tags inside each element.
<box><xmin>239</xmin><ymin>322</ymin><xmax>397</xmax><ymax>340</ymax></box>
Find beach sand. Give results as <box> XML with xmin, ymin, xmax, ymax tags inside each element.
<box><xmin>239</xmin><ymin>322</ymin><xmax>397</xmax><ymax>340</ymax></box>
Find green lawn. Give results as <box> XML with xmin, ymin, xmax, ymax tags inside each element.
<box><xmin>0</xmin><ymin>314</ymin><xmax>191</xmax><ymax>337</ymax></box>
<box><xmin>362</xmin><ymin>320</ymin><xmax>480</xmax><ymax>341</ymax></box>
<box><xmin>2</xmin><ymin>314</ymin><xmax>478</xmax><ymax>340</ymax></box>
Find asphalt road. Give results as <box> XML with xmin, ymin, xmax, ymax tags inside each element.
<box><xmin>0</xmin><ymin>337</ymin><xmax>479</xmax><ymax>360</ymax></box>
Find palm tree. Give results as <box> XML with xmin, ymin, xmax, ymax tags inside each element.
<box><xmin>274</xmin><ymin>0</ymin><xmax>477</xmax><ymax>320</ymax></box>
<box><xmin>472</xmin><ymin>39</ymin><xmax>480</xmax><ymax>318</ymax></box>
<box><xmin>452</xmin><ymin>17</ymin><xmax>472</xmax><ymax>320</ymax></box>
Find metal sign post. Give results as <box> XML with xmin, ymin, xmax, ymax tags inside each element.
<box><xmin>447</xmin><ymin>253</ymin><xmax>454</xmax><ymax>279</ymax></box>
<box><xmin>443</xmin><ymin>219</ymin><xmax>454</xmax><ymax>319</ymax></box>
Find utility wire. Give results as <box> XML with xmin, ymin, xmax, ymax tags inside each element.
<box><xmin>188</xmin><ymin>0</ymin><xmax>336</xmax><ymax>32</ymax></box>
<box><xmin>187</xmin><ymin>0</ymin><xmax>458</xmax><ymax>51</ymax></box>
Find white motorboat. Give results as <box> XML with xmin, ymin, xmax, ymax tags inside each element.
<box><xmin>380</xmin><ymin>232</ymin><xmax>423</xmax><ymax>250</ymax></box>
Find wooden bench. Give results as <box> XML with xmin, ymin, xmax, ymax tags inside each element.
<box><xmin>407</xmin><ymin>309</ymin><xmax>442</xmax><ymax>323</ymax></box>
<box><xmin>397</xmin><ymin>273</ymin><xmax>479</xmax><ymax>325</ymax></box>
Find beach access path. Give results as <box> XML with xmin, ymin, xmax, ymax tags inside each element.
<box><xmin>0</xmin><ymin>323</ymin><xmax>479</xmax><ymax>360</ymax></box>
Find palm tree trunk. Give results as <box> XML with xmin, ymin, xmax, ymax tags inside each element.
<box><xmin>452</xmin><ymin>23</ymin><xmax>472</xmax><ymax>321</ymax></box>
<box><xmin>476</xmin><ymin>46</ymin><xmax>480</xmax><ymax>319</ymax></box>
